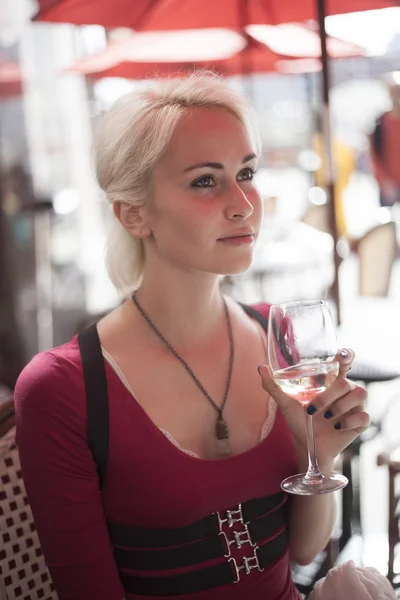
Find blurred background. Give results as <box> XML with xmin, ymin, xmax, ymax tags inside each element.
<box><xmin>1</xmin><ymin>0</ymin><xmax>400</xmax><ymax>594</ymax></box>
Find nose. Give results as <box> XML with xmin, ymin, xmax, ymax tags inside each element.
<box><xmin>224</xmin><ymin>183</ymin><xmax>254</xmax><ymax>220</ymax></box>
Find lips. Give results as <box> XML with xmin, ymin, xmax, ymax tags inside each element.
<box><xmin>219</xmin><ymin>230</ymin><xmax>254</xmax><ymax>241</ymax></box>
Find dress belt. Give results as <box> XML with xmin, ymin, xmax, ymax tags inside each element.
<box><xmin>107</xmin><ymin>492</ymin><xmax>289</xmax><ymax>595</ymax></box>
<box><xmin>119</xmin><ymin>529</ymin><xmax>288</xmax><ymax>596</ymax></box>
<box><xmin>108</xmin><ymin>491</ymin><xmax>285</xmax><ymax>548</ymax></box>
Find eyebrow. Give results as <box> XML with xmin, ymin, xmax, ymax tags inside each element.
<box><xmin>183</xmin><ymin>153</ymin><xmax>257</xmax><ymax>173</ymax></box>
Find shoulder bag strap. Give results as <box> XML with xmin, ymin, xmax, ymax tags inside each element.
<box><xmin>78</xmin><ymin>324</ymin><xmax>109</xmax><ymax>491</ymax></box>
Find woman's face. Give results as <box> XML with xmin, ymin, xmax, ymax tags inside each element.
<box><xmin>142</xmin><ymin>107</ymin><xmax>263</xmax><ymax>277</ymax></box>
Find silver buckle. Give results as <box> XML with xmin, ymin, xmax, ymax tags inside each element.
<box><xmin>216</xmin><ymin>505</ymin><xmax>256</xmax><ymax>553</ymax></box>
<box><xmin>219</xmin><ymin>524</ymin><xmax>255</xmax><ymax>554</ymax></box>
<box><xmin>218</xmin><ymin>531</ymin><xmax>234</xmax><ymax>557</ymax></box>
<box><xmin>229</xmin><ymin>557</ymin><xmax>241</xmax><ymax>583</ymax></box>
<box><xmin>242</xmin><ymin>548</ymin><xmax>264</xmax><ymax>575</ymax></box>
<box><xmin>226</xmin><ymin>504</ymin><xmax>244</xmax><ymax>527</ymax></box>
<box><xmin>229</xmin><ymin>547</ymin><xmax>264</xmax><ymax>583</ymax></box>
<box><xmin>233</xmin><ymin>524</ymin><xmax>256</xmax><ymax>549</ymax></box>
<box><xmin>215</xmin><ymin>503</ymin><xmax>244</xmax><ymax>530</ymax></box>
<box><xmin>216</xmin><ymin>511</ymin><xmax>227</xmax><ymax>531</ymax></box>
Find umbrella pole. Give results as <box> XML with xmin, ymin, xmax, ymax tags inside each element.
<box><xmin>305</xmin><ymin>73</ymin><xmax>317</xmax><ymax>190</ymax></box>
<box><xmin>316</xmin><ymin>0</ymin><xmax>341</xmax><ymax>324</ymax></box>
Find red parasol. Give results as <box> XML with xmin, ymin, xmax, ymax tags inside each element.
<box><xmin>33</xmin><ymin>0</ymin><xmax>398</xmax><ymax>29</ymax></box>
<box><xmin>65</xmin><ymin>25</ymin><xmax>363</xmax><ymax>80</ymax></box>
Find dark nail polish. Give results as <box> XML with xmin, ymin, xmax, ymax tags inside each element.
<box><xmin>324</xmin><ymin>409</ymin><xmax>333</xmax><ymax>419</ymax></box>
<box><xmin>257</xmin><ymin>365</ymin><xmax>262</xmax><ymax>375</ymax></box>
<box><xmin>339</xmin><ymin>350</ymin><xmax>348</xmax><ymax>360</ymax></box>
<box><xmin>307</xmin><ymin>405</ymin><xmax>317</xmax><ymax>416</ymax></box>
<box><xmin>334</xmin><ymin>422</ymin><xmax>342</xmax><ymax>430</ymax></box>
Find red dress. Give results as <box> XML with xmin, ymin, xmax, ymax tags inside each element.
<box><xmin>14</xmin><ymin>303</ymin><xmax>302</xmax><ymax>600</ymax></box>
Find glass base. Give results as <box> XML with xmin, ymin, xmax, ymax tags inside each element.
<box><xmin>281</xmin><ymin>472</ymin><xmax>348</xmax><ymax>495</ymax></box>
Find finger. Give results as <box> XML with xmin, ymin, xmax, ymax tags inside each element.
<box><xmin>331</xmin><ymin>409</ymin><xmax>371</xmax><ymax>434</ymax></box>
<box><xmin>322</xmin><ymin>385</ymin><xmax>367</xmax><ymax>420</ymax></box>
<box><xmin>330</xmin><ymin>404</ymin><xmax>364</xmax><ymax>430</ymax></box>
<box><xmin>257</xmin><ymin>365</ymin><xmax>294</xmax><ymax>410</ymax></box>
<box><xmin>306</xmin><ymin>377</ymin><xmax>355</xmax><ymax>416</ymax></box>
<box><xmin>305</xmin><ymin>351</ymin><xmax>356</xmax><ymax>416</ymax></box>
<box><xmin>336</xmin><ymin>348</ymin><xmax>355</xmax><ymax>378</ymax></box>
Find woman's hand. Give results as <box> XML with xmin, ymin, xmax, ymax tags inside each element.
<box><xmin>258</xmin><ymin>349</ymin><xmax>370</xmax><ymax>471</ymax></box>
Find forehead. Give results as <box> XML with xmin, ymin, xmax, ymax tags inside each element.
<box><xmin>161</xmin><ymin>107</ymin><xmax>255</xmax><ymax>170</ymax></box>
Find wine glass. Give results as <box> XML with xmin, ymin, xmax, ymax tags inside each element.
<box><xmin>268</xmin><ymin>300</ymin><xmax>348</xmax><ymax>495</ymax></box>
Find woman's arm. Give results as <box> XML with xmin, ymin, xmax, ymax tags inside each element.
<box><xmin>14</xmin><ymin>351</ymin><xmax>125</xmax><ymax>600</ymax></box>
<box><xmin>288</xmin><ymin>457</ymin><xmax>336</xmax><ymax>565</ymax></box>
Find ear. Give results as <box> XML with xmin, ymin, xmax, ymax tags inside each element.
<box><xmin>113</xmin><ymin>201</ymin><xmax>151</xmax><ymax>239</ymax></box>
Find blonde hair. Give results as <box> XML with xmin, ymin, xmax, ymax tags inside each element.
<box><xmin>94</xmin><ymin>71</ymin><xmax>261</xmax><ymax>294</ymax></box>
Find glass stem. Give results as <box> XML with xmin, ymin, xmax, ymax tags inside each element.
<box><xmin>303</xmin><ymin>407</ymin><xmax>324</xmax><ymax>482</ymax></box>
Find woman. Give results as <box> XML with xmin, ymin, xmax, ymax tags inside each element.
<box><xmin>14</xmin><ymin>72</ymin><xmax>369</xmax><ymax>600</ymax></box>
<box><xmin>370</xmin><ymin>76</ymin><xmax>400</xmax><ymax>207</ymax></box>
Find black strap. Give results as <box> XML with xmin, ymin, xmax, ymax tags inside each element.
<box><xmin>107</xmin><ymin>491</ymin><xmax>284</xmax><ymax>548</ymax></box>
<box><xmin>78</xmin><ymin>324</ymin><xmax>109</xmax><ymax>491</ymax></box>
<box><xmin>240</xmin><ymin>302</ymin><xmax>296</xmax><ymax>367</ymax></box>
<box><xmin>111</xmin><ymin>502</ymin><xmax>286</xmax><ymax>571</ymax></box>
<box><xmin>118</xmin><ymin>529</ymin><xmax>288</xmax><ymax>596</ymax></box>
<box><xmin>114</xmin><ymin>534</ymin><xmax>225</xmax><ymax>572</ymax></box>
<box><xmin>240</xmin><ymin>303</ymin><xmax>269</xmax><ymax>331</ymax></box>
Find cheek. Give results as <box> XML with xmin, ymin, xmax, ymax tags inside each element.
<box><xmin>175</xmin><ymin>204</ymin><xmax>219</xmax><ymax>241</ymax></box>
<box><xmin>149</xmin><ymin>194</ymin><xmax>211</xmax><ymax>242</ymax></box>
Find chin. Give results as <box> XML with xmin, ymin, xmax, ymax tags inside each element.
<box><xmin>217</xmin><ymin>256</ymin><xmax>254</xmax><ymax>276</ymax></box>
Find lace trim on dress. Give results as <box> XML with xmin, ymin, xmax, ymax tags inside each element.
<box><xmin>102</xmin><ymin>348</ymin><xmax>133</xmax><ymax>394</ymax></box>
<box><xmin>260</xmin><ymin>397</ymin><xmax>277</xmax><ymax>441</ymax></box>
<box><xmin>158</xmin><ymin>428</ymin><xmax>200</xmax><ymax>458</ymax></box>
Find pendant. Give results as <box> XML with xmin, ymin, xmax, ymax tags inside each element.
<box><xmin>216</xmin><ymin>415</ymin><xmax>229</xmax><ymax>440</ymax></box>
<box><xmin>214</xmin><ymin>415</ymin><xmax>232</xmax><ymax>458</ymax></box>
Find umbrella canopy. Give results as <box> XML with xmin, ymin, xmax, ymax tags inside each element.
<box><xmin>247</xmin><ymin>22</ymin><xmax>367</xmax><ymax>57</ymax></box>
<box><xmin>66</xmin><ymin>39</ymin><xmax>292</xmax><ymax>80</ymax></box>
<box><xmin>74</xmin><ymin>29</ymin><xmax>247</xmax><ymax>64</ymax></box>
<box><xmin>66</xmin><ymin>26</ymin><xmax>363</xmax><ymax>80</ymax></box>
<box><xmin>0</xmin><ymin>59</ymin><xmax>23</xmax><ymax>98</ymax></box>
<box><xmin>34</xmin><ymin>0</ymin><xmax>398</xmax><ymax>28</ymax></box>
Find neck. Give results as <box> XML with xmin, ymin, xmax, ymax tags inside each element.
<box><xmin>132</xmin><ymin>264</ymin><xmax>227</xmax><ymax>349</ymax></box>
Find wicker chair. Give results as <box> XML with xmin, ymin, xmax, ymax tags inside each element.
<box><xmin>0</xmin><ymin>399</ymin><xmax>58</xmax><ymax>600</ymax></box>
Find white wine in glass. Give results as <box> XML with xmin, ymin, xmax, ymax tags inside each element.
<box><xmin>268</xmin><ymin>300</ymin><xmax>348</xmax><ymax>495</ymax></box>
<box><xmin>273</xmin><ymin>362</ymin><xmax>339</xmax><ymax>406</ymax></box>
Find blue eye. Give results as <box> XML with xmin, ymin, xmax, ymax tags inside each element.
<box><xmin>238</xmin><ymin>167</ymin><xmax>256</xmax><ymax>181</ymax></box>
<box><xmin>191</xmin><ymin>175</ymin><xmax>215</xmax><ymax>188</ymax></box>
